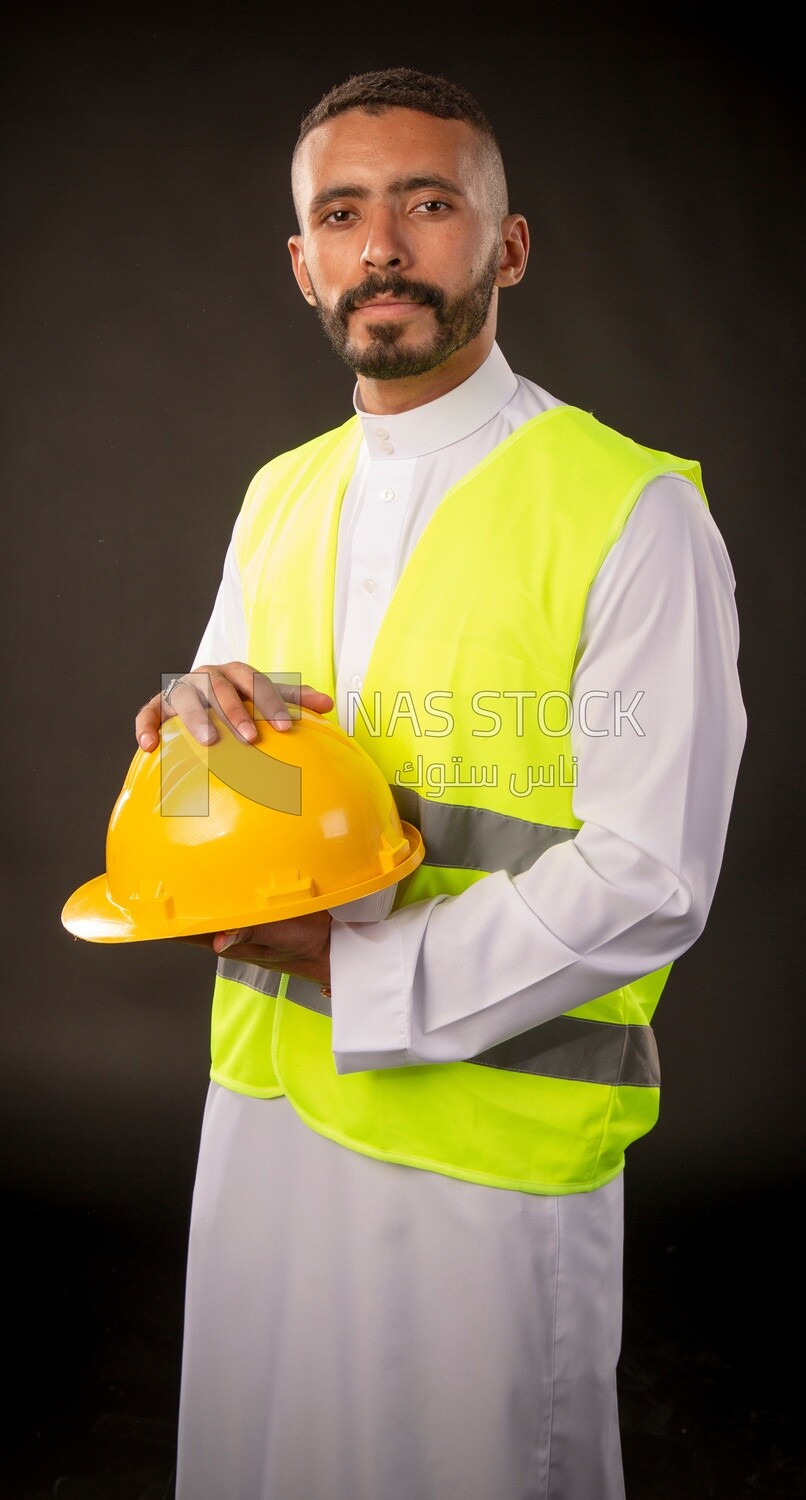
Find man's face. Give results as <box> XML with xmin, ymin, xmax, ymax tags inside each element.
<box><xmin>289</xmin><ymin>108</ymin><xmax>505</xmax><ymax>381</ymax></box>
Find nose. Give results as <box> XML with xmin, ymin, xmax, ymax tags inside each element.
<box><xmin>359</xmin><ymin>205</ymin><xmax>412</xmax><ymax>273</ymax></box>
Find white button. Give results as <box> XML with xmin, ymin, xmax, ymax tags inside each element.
<box><xmin>363</xmin><ymin>578</ymin><xmax>377</xmax><ymax>594</ymax></box>
<box><xmin>380</xmin><ymin>488</ymin><xmax>395</xmax><ymax>502</ymax></box>
<box><xmin>378</xmin><ymin>439</ymin><xmax>394</xmax><ymax>454</ymax></box>
<box><xmin>374</xmin><ymin>426</ymin><xmax>389</xmax><ymax>439</ymax></box>
<box><xmin>350</xmin><ymin>673</ymin><xmax>363</xmax><ymax>690</ymax></box>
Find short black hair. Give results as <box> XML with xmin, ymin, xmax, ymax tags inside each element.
<box><xmin>297</xmin><ymin>67</ymin><xmax>499</xmax><ymax>148</ymax></box>
<box><xmin>293</xmin><ymin>67</ymin><xmax>509</xmax><ymax>221</ymax></box>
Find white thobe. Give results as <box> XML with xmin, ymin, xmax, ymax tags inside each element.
<box><xmin>176</xmin><ymin>344</ymin><xmax>746</xmax><ymax>1500</ymax></box>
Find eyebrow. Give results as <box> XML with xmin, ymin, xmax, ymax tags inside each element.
<box><xmin>308</xmin><ymin>175</ymin><xmax>465</xmax><ymax>218</ymax></box>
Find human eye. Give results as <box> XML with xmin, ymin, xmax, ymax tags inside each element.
<box><xmin>321</xmin><ymin>207</ymin><xmax>357</xmax><ymax>225</ymax></box>
<box><xmin>413</xmin><ymin>199</ymin><xmax>451</xmax><ymax>215</ymax></box>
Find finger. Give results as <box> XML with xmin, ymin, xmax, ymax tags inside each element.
<box><xmin>299</xmin><ymin>683</ymin><xmax>335</xmax><ymax>713</ymax></box>
<box><xmin>163</xmin><ymin>673</ymin><xmax>218</xmax><ymax>745</ymax></box>
<box><xmin>247</xmin><ymin>670</ymin><xmax>300</xmax><ymax>732</ymax></box>
<box><xmin>274</xmin><ymin>681</ymin><xmax>335</xmax><ymax>716</ymax></box>
<box><xmin>135</xmin><ymin>693</ymin><xmax>166</xmax><ymax>752</ymax></box>
<box><xmin>239</xmin><ymin>912</ymin><xmax>330</xmax><ymax>956</ymax></box>
<box><xmin>198</xmin><ymin>669</ymin><xmax>261</xmax><ymax>743</ymax></box>
<box><xmin>166</xmin><ymin>667</ymin><xmax>265</xmax><ymax>745</ymax></box>
<box><xmin>212</xmin><ymin>927</ymin><xmax>253</xmax><ymax>954</ymax></box>
<box><xmin>197</xmin><ymin>664</ymin><xmax>293</xmax><ymax>739</ymax></box>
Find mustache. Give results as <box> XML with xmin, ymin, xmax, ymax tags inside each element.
<box><xmin>335</xmin><ymin>274</ymin><xmax>445</xmax><ymax>321</ymax></box>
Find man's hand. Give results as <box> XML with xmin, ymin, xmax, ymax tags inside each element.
<box><xmin>136</xmin><ymin>664</ymin><xmax>335</xmax><ymax>986</ymax></box>
<box><xmin>135</xmin><ymin>663</ymin><xmax>334</xmax><ymax>750</ymax></box>
<box><xmin>180</xmin><ymin>910</ymin><xmax>332</xmax><ymax>988</ymax></box>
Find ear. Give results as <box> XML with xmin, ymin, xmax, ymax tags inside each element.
<box><xmin>288</xmin><ymin>235</ymin><xmax>318</xmax><ymax>306</ymax></box>
<box><xmin>495</xmin><ymin>214</ymin><xmax>529</xmax><ymax>289</ymax></box>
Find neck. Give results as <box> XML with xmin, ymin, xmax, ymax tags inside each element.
<box><xmin>355</xmin><ymin>327</ymin><xmax>496</xmax><ymax>416</ymax></box>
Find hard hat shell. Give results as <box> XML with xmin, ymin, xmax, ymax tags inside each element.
<box><xmin>62</xmin><ymin>707</ymin><xmax>424</xmax><ymax>943</ymax></box>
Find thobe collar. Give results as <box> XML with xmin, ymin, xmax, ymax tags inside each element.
<box><xmin>353</xmin><ymin>343</ymin><xmax>519</xmax><ymax>461</ymax></box>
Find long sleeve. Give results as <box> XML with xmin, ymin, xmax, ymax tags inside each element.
<box><xmin>191</xmin><ymin>536</ymin><xmax>247</xmax><ymax>669</ymax></box>
<box><xmin>328</xmin><ymin>473</ymin><xmax>747</xmax><ymax>1072</ymax></box>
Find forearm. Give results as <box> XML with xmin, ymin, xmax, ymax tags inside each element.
<box><xmin>329</xmin><ymin>833</ymin><xmax>693</xmax><ymax>1072</ymax></box>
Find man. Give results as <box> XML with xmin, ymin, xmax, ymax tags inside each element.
<box><xmin>135</xmin><ymin>68</ymin><xmax>746</xmax><ymax>1500</ymax></box>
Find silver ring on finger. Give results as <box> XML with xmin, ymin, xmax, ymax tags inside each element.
<box><xmin>163</xmin><ymin>675</ymin><xmax>185</xmax><ymax>705</ymax></box>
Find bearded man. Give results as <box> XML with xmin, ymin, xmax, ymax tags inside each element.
<box><xmin>135</xmin><ymin>67</ymin><xmax>746</xmax><ymax>1500</ymax></box>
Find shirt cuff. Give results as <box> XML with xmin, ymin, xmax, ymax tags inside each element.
<box><xmin>328</xmin><ymin>903</ymin><xmax>434</xmax><ymax>1073</ymax></box>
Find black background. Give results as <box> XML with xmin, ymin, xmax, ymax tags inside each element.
<box><xmin>2</xmin><ymin>4</ymin><xmax>803</xmax><ymax>1496</ymax></box>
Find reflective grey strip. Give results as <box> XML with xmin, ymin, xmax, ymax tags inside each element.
<box><xmin>392</xmin><ymin>786</ymin><xmax>577</xmax><ymax>875</ymax></box>
<box><xmin>471</xmin><ymin>1015</ymin><xmax>660</xmax><ymax>1089</ymax></box>
<box><xmin>218</xmin><ymin>961</ymin><xmax>658</xmax><ymax>1088</ymax></box>
<box><xmin>217</xmin><ymin>958</ymin><xmax>332</xmax><ymax>1016</ymax></box>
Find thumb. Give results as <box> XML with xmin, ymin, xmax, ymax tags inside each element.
<box><xmin>213</xmin><ymin>928</ymin><xmax>252</xmax><ymax>954</ymax></box>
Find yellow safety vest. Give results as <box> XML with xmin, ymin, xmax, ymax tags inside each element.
<box><xmin>209</xmin><ymin>404</ymin><xmax>706</xmax><ymax>1194</ymax></box>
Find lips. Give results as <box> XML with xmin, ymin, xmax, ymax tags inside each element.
<box><xmin>355</xmin><ymin>297</ymin><xmax>423</xmax><ymax>311</ymax></box>
<box><xmin>335</xmin><ymin>277</ymin><xmax>444</xmax><ymax>325</ymax></box>
<box><xmin>351</xmin><ymin>300</ymin><xmax>430</xmax><ymax>327</ymax></box>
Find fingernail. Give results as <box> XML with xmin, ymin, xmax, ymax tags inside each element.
<box><xmin>196</xmin><ymin>723</ymin><xmax>215</xmax><ymax>744</ymax></box>
<box><xmin>217</xmin><ymin>931</ymin><xmax>242</xmax><ymax>952</ymax></box>
<box><xmin>236</xmin><ymin>721</ymin><xmax>258</xmax><ymax>741</ymax></box>
<box><xmin>270</xmin><ymin>715</ymin><xmax>292</xmax><ymax>730</ymax></box>
<box><xmin>139</xmin><ymin>732</ymin><xmax>157</xmax><ymax>749</ymax></box>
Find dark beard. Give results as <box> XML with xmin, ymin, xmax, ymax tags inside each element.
<box><xmin>311</xmin><ymin>247</ymin><xmax>500</xmax><ymax>380</ymax></box>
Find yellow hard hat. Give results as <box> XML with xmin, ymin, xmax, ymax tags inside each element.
<box><xmin>62</xmin><ymin>706</ymin><xmax>424</xmax><ymax>943</ymax></box>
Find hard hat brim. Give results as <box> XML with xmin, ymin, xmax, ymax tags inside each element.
<box><xmin>61</xmin><ymin>820</ymin><xmax>425</xmax><ymax>943</ymax></box>
<box><xmin>61</xmin><ymin>874</ymin><xmax>141</xmax><ymax>943</ymax></box>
